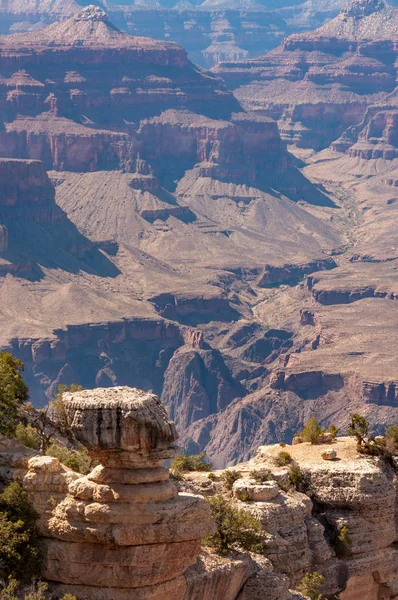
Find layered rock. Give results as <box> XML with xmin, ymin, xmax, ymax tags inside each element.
<box><xmin>0</xmin><ymin>387</ymin><xmax>217</xmax><ymax>599</ymax></box>
<box><xmin>216</xmin><ymin>0</ymin><xmax>398</xmax><ymax>149</ymax></box>
<box><xmin>0</xmin><ymin>387</ymin><xmax>315</xmax><ymax>600</ymax></box>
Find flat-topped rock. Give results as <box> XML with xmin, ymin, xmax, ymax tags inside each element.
<box><xmin>64</xmin><ymin>386</ymin><xmax>178</xmax><ymax>459</ymax></box>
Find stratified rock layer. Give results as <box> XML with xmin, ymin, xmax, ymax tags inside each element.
<box><xmin>216</xmin><ymin>0</ymin><xmax>398</xmax><ymax>149</ymax></box>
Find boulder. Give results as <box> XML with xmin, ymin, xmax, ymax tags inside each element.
<box><xmin>233</xmin><ymin>478</ymin><xmax>280</xmax><ymax>502</ymax></box>
<box><xmin>321</xmin><ymin>449</ymin><xmax>337</xmax><ymax>461</ymax></box>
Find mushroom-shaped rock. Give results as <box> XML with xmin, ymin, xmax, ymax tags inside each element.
<box><xmin>41</xmin><ymin>387</ymin><xmax>214</xmax><ymax>599</ymax></box>
<box><xmin>64</xmin><ymin>387</ymin><xmax>178</xmax><ymax>465</ymax></box>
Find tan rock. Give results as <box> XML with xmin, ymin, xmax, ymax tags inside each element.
<box><xmin>321</xmin><ymin>449</ymin><xmax>337</xmax><ymax>461</ymax></box>
<box><xmin>64</xmin><ymin>386</ymin><xmax>178</xmax><ymax>460</ymax></box>
<box><xmin>233</xmin><ymin>478</ymin><xmax>280</xmax><ymax>501</ymax></box>
<box><xmin>292</xmin><ymin>437</ymin><xmax>303</xmax><ymax>445</ymax></box>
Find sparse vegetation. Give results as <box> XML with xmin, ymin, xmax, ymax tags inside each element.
<box><xmin>347</xmin><ymin>413</ymin><xmax>369</xmax><ymax>447</ymax></box>
<box><xmin>0</xmin><ymin>353</ymin><xmax>29</xmax><ymax>438</ymax></box>
<box><xmin>0</xmin><ymin>579</ymin><xmax>77</xmax><ymax>600</ymax></box>
<box><xmin>327</xmin><ymin>424</ymin><xmax>339</xmax><ymax>440</ymax></box>
<box><xmin>171</xmin><ymin>452</ymin><xmax>212</xmax><ymax>475</ymax></box>
<box><xmin>15</xmin><ymin>424</ymin><xmax>41</xmax><ymax>451</ymax></box>
<box><xmin>239</xmin><ymin>492</ymin><xmax>251</xmax><ymax>503</ymax></box>
<box><xmin>288</xmin><ymin>463</ymin><xmax>307</xmax><ymax>492</ymax></box>
<box><xmin>296</xmin><ymin>571</ymin><xmax>325</xmax><ymax>600</ymax></box>
<box><xmin>334</xmin><ymin>525</ymin><xmax>352</xmax><ymax>558</ymax></box>
<box><xmin>220</xmin><ymin>469</ymin><xmax>241</xmax><ymax>491</ymax></box>
<box><xmin>204</xmin><ymin>494</ymin><xmax>265</xmax><ymax>555</ymax></box>
<box><xmin>249</xmin><ymin>469</ymin><xmax>273</xmax><ymax>483</ymax></box>
<box><xmin>301</xmin><ymin>418</ymin><xmax>324</xmax><ymax>444</ymax></box>
<box><xmin>46</xmin><ymin>442</ymin><xmax>92</xmax><ymax>474</ymax></box>
<box><xmin>49</xmin><ymin>384</ymin><xmax>83</xmax><ymax>439</ymax></box>
<box><xmin>385</xmin><ymin>425</ymin><xmax>398</xmax><ymax>454</ymax></box>
<box><xmin>0</xmin><ymin>483</ymin><xmax>42</xmax><ymax>583</ymax></box>
<box><xmin>274</xmin><ymin>450</ymin><xmax>293</xmax><ymax>467</ymax></box>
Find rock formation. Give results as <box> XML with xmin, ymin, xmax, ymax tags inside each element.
<box><xmin>0</xmin><ymin>387</ymin><xmax>216</xmax><ymax>599</ymax></box>
<box><xmin>2</xmin><ymin>395</ymin><xmax>398</xmax><ymax>600</ymax></box>
<box><xmin>0</xmin><ymin>0</ymin><xmax>349</xmax><ymax>68</ymax></box>
<box><xmin>0</xmin><ymin>386</ymin><xmax>311</xmax><ymax>599</ymax></box>
<box><xmin>216</xmin><ymin>0</ymin><xmax>398</xmax><ymax>149</ymax></box>
<box><xmin>0</xmin><ymin>3</ymin><xmax>345</xmax><ymax>451</ymax></box>
<box><xmin>181</xmin><ymin>436</ymin><xmax>398</xmax><ymax>599</ymax></box>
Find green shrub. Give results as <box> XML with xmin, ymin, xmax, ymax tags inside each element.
<box><xmin>0</xmin><ymin>578</ymin><xmax>18</xmax><ymax>600</ymax></box>
<box><xmin>220</xmin><ymin>469</ymin><xmax>241</xmax><ymax>491</ymax></box>
<box><xmin>296</xmin><ymin>571</ymin><xmax>325</xmax><ymax>600</ymax></box>
<box><xmin>301</xmin><ymin>418</ymin><xmax>324</xmax><ymax>444</ymax></box>
<box><xmin>208</xmin><ymin>472</ymin><xmax>217</xmax><ymax>481</ymax></box>
<box><xmin>385</xmin><ymin>425</ymin><xmax>398</xmax><ymax>454</ymax></box>
<box><xmin>327</xmin><ymin>424</ymin><xmax>338</xmax><ymax>440</ymax></box>
<box><xmin>249</xmin><ymin>469</ymin><xmax>273</xmax><ymax>483</ymax></box>
<box><xmin>239</xmin><ymin>492</ymin><xmax>251</xmax><ymax>503</ymax></box>
<box><xmin>0</xmin><ymin>353</ymin><xmax>29</xmax><ymax>437</ymax></box>
<box><xmin>288</xmin><ymin>463</ymin><xmax>306</xmax><ymax>492</ymax></box>
<box><xmin>204</xmin><ymin>494</ymin><xmax>265</xmax><ymax>555</ymax></box>
<box><xmin>274</xmin><ymin>451</ymin><xmax>292</xmax><ymax>467</ymax></box>
<box><xmin>171</xmin><ymin>452</ymin><xmax>212</xmax><ymax>474</ymax></box>
<box><xmin>24</xmin><ymin>581</ymin><xmax>48</xmax><ymax>600</ymax></box>
<box><xmin>335</xmin><ymin>525</ymin><xmax>352</xmax><ymax>558</ymax></box>
<box><xmin>15</xmin><ymin>424</ymin><xmax>41</xmax><ymax>451</ymax></box>
<box><xmin>46</xmin><ymin>442</ymin><xmax>92</xmax><ymax>474</ymax></box>
<box><xmin>0</xmin><ymin>579</ymin><xmax>77</xmax><ymax>600</ymax></box>
<box><xmin>0</xmin><ymin>483</ymin><xmax>42</xmax><ymax>583</ymax></box>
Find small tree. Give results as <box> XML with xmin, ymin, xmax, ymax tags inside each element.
<box><xmin>0</xmin><ymin>353</ymin><xmax>29</xmax><ymax>437</ymax></box>
<box><xmin>204</xmin><ymin>494</ymin><xmax>265</xmax><ymax>555</ymax></box>
<box><xmin>296</xmin><ymin>571</ymin><xmax>325</xmax><ymax>600</ymax></box>
<box><xmin>347</xmin><ymin>413</ymin><xmax>369</xmax><ymax>446</ymax></box>
<box><xmin>327</xmin><ymin>424</ymin><xmax>338</xmax><ymax>440</ymax></box>
<box><xmin>49</xmin><ymin>384</ymin><xmax>83</xmax><ymax>439</ymax></box>
<box><xmin>289</xmin><ymin>463</ymin><xmax>307</xmax><ymax>492</ymax></box>
<box><xmin>301</xmin><ymin>418</ymin><xmax>324</xmax><ymax>444</ymax></box>
<box><xmin>15</xmin><ymin>424</ymin><xmax>41</xmax><ymax>451</ymax></box>
<box><xmin>385</xmin><ymin>425</ymin><xmax>398</xmax><ymax>454</ymax></box>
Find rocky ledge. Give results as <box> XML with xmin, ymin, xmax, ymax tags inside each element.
<box><xmin>1</xmin><ymin>388</ymin><xmax>398</xmax><ymax>600</ymax></box>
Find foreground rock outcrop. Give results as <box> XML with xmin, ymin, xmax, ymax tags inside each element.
<box><xmin>2</xmin><ymin>390</ymin><xmax>398</xmax><ymax>600</ymax></box>
<box><xmin>0</xmin><ymin>386</ymin><xmax>307</xmax><ymax>599</ymax></box>
<box><xmin>182</xmin><ymin>436</ymin><xmax>398</xmax><ymax>599</ymax></box>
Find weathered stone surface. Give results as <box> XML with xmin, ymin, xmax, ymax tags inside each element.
<box><xmin>233</xmin><ymin>478</ymin><xmax>280</xmax><ymax>501</ymax></box>
<box><xmin>0</xmin><ymin>389</ymin><xmax>216</xmax><ymax>599</ymax></box>
<box><xmin>64</xmin><ymin>386</ymin><xmax>178</xmax><ymax>459</ymax></box>
<box><xmin>43</xmin><ymin>538</ymin><xmax>202</xmax><ymax>588</ymax></box>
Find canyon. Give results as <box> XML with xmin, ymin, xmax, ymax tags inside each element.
<box><xmin>1</xmin><ymin>0</ymin><xmax>398</xmax><ymax>473</ymax></box>
<box><xmin>0</xmin><ymin>0</ymin><xmax>369</xmax><ymax>68</ymax></box>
